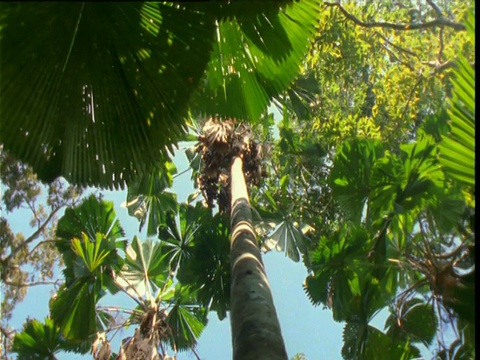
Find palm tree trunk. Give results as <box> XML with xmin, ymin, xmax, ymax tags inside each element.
<box><xmin>229</xmin><ymin>156</ymin><xmax>288</xmax><ymax>360</ymax></box>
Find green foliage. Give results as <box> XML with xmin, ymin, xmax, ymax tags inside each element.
<box><xmin>12</xmin><ymin>318</ymin><xmax>89</xmax><ymax>359</ymax></box>
<box><xmin>115</xmin><ymin>236</ymin><xmax>170</xmax><ymax>300</ymax></box>
<box><xmin>56</xmin><ymin>194</ymin><xmax>125</xmax><ymax>286</ymax></box>
<box><xmin>50</xmin><ymin>279</ymin><xmax>98</xmax><ymax>341</ymax></box>
<box><xmin>159</xmin><ymin>203</ymin><xmax>231</xmax><ymax>320</ymax></box>
<box><xmin>12</xmin><ymin>318</ymin><xmax>63</xmax><ymax>359</ymax></box>
<box><xmin>385</xmin><ymin>299</ymin><xmax>438</xmax><ymax>347</ymax></box>
<box><xmin>330</xmin><ymin>139</ymin><xmax>385</xmax><ymax>225</ymax></box>
<box><xmin>304</xmin><ymin>225</ymin><xmax>374</xmax><ymax>322</ymax></box>
<box><xmin>51</xmin><ymin>232</ymin><xmax>123</xmax><ymax>340</ymax></box>
<box><xmin>45</xmin><ymin>195</ymin><xmax>211</xmax><ymax>356</ymax></box>
<box><xmin>342</xmin><ymin>322</ymin><xmax>420</xmax><ymax>360</ymax></box>
<box><xmin>273</xmin><ymin>4</ymin><xmax>475</xmax><ymax>358</ymax></box>
<box><xmin>3</xmin><ymin>2</ymin><xmax>476</xmax><ymax>359</ymax></box>
<box><xmin>56</xmin><ymin>194</ymin><xmax>124</xmax><ymax>245</ymax></box>
<box><xmin>124</xmin><ymin>161</ymin><xmax>178</xmax><ymax>236</ymax></box>
<box><xmin>439</xmin><ymin>13</ymin><xmax>475</xmax><ymax>188</ymax></box>
<box><xmin>192</xmin><ymin>0</ymin><xmax>320</xmax><ymax>120</ymax></box>
<box><xmin>0</xmin><ymin>1</ymin><xmax>320</xmax><ymax>188</ymax></box>
<box><xmin>164</xmin><ymin>284</ymin><xmax>208</xmax><ymax>351</ymax></box>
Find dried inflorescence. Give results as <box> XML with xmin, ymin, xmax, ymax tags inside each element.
<box><xmin>114</xmin><ymin>306</ymin><xmax>173</xmax><ymax>360</ymax></box>
<box><xmin>197</xmin><ymin>118</ymin><xmax>265</xmax><ymax>213</ymax></box>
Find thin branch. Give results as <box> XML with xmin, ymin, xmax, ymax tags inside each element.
<box><xmin>0</xmin><ymin>325</ymin><xmax>14</xmax><ymax>338</ymax></box>
<box><xmin>26</xmin><ymin>239</ymin><xmax>59</xmax><ymax>258</ymax></box>
<box><xmin>438</xmin><ymin>26</ymin><xmax>445</xmax><ymax>62</ymax></box>
<box><xmin>191</xmin><ymin>347</ymin><xmax>202</xmax><ymax>360</ymax></box>
<box><xmin>374</xmin><ymin>31</ymin><xmax>420</xmax><ymax>59</ymax></box>
<box><xmin>172</xmin><ymin>167</ymin><xmax>192</xmax><ymax>179</ymax></box>
<box><xmin>426</xmin><ymin>0</ymin><xmax>444</xmax><ymax>17</ymax></box>
<box><xmin>399</xmin><ymin>73</ymin><xmax>424</xmax><ymax>126</ymax></box>
<box><xmin>3</xmin><ymin>279</ymin><xmax>61</xmax><ymax>288</ymax></box>
<box><xmin>97</xmin><ymin>306</ymin><xmax>138</xmax><ymax>316</ymax></box>
<box><xmin>3</xmin><ymin>206</ymin><xmax>63</xmax><ymax>264</ymax></box>
<box><xmin>324</xmin><ymin>2</ymin><xmax>466</xmax><ymax>31</ymax></box>
<box><xmin>422</xmin><ymin>60</ymin><xmax>456</xmax><ymax>74</ymax></box>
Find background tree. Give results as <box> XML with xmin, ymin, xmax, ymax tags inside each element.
<box><xmin>0</xmin><ymin>149</ymin><xmax>83</xmax><ymax>354</ymax></box>
<box><xmin>254</xmin><ymin>1</ymin><xmax>475</xmax><ymax>358</ymax></box>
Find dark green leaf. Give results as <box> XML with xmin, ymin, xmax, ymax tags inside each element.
<box><xmin>50</xmin><ymin>281</ymin><xmax>98</xmax><ymax>340</ymax></box>
<box><xmin>0</xmin><ymin>3</ymin><xmax>216</xmax><ymax>188</ymax></box>
<box><xmin>124</xmin><ymin>161</ymin><xmax>178</xmax><ymax>236</ymax></box>
<box><xmin>175</xmin><ymin>212</ymin><xmax>231</xmax><ymax>320</ymax></box>
<box><xmin>330</xmin><ymin>139</ymin><xmax>385</xmax><ymax>225</ymax></box>
<box><xmin>12</xmin><ymin>318</ymin><xmax>64</xmax><ymax>359</ymax></box>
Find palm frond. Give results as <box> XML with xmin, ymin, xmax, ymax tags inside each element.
<box><xmin>0</xmin><ymin>1</ymin><xmax>320</xmax><ymax>188</ymax></box>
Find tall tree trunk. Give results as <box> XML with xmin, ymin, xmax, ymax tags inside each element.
<box><xmin>229</xmin><ymin>156</ymin><xmax>288</xmax><ymax>360</ymax></box>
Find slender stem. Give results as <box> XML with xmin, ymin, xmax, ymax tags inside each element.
<box><xmin>229</xmin><ymin>156</ymin><xmax>287</xmax><ymax>360</ymax></box>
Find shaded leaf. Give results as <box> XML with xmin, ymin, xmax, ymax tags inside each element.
<box><xmin>166</xmin><ymin>285</ymin><xmax>207</xmax><ymax>351</ymax></box>
<box><xmin>175</xmin><ymin>211</ymin><xmax>231</xmax><ymax>320</ymax></box>
<box><xmin>262</xmin><ymin>219</ymin><xmax>310</xmax><ymax>262</ymax></box>
<box><xmin>158</xmin><ymin>203</ymin><xmax>208</xmax><ymax>274</ymax></box>
<box><xmin>1</xmin><ymin>1</ymin><xmax>321</xmax><ymax>188</ymax></box>
<box><xmin>401</xmin><ymin>300</ymin><xmax>437</xmax><ymax>347</ymax></box>
<box><xmin>330</xmin><ymin>139</ymin><xmax>385</xmax><ymax>225</ymax></box>
<box><xmin>0</xmin><ymin>3</ymin><xmax>216</xmax><ymax>188</ymax></box>
<box><xmin>124</xmin><ymin>161</ymin><xmax>178</xmax><ymax>236</ymax></box>
<box><xmin>12</xmin><ymin>318</ymin><xmax>65</xmax><ymax>359</ymax></box>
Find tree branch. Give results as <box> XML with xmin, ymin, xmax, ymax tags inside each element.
<box><xmin>426</xmin><ymin>0</ymin><xmax>444</xmax><ymax>17</ymax></box>
<box><xmin>3</xmin><ymin>206</ymin><xmax>62</xmax><ymax>265</ymax></box>
<box><xmin>374</xmin><ymin>31</ymin><xmax>419</xmax><ymax>59</ymax></box>
<box><xmin>324</xmin><ymin>2</ymin><xmax>466</xmax><ymax>31</ymax></box>
<box><xmin>3</xmin><ymin>279</ymin><xmax>61</xmax><ymax>288</ymax></box>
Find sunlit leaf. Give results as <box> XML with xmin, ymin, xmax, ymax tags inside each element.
<box><xmin>50</xmin><ymin>280</ymin><xmax>98</xmax><ymax>340</ymax></box>
<box><xmin>55</xmin><ymin>195</ymin><xmax>125</xmax><ymax>286</ymax></box>
<box><xmin>71</xmin><ymin>232</ymin><xmax>116</xmax><ymax>276</ymax></box>
<box><xmin>56</xmin><ymin>194</ymin><xmax>124</xmax><ymax>244</ymax></box>
<box><xmin>439</xmin><ymin>54</ymin><xmax>475</xmax><ymax>187</ymax></box>
<box><xmin>115</xmin><ymin>236</ymin><xmax>170</xmax><ymax>300</ymax></box>
<box><xmin>191</xmin><ymin>0</ymin><xmax>320</xmax><ymax>120</ymax></box>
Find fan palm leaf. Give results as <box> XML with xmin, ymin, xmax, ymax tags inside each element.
<box><xmin>0</xmin><ymin>1</ymin><xmax>320</xmax><ymax>189</ymax></box>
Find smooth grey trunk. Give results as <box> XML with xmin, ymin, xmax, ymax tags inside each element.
<box><xmin>229</xmin><ymin>156</ymin><xmax>288</xmax><ymax>360</ymax></box>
